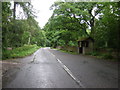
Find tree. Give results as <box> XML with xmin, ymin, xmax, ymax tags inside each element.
<box><xmin>13</xmin><ymin>2</ymin><xmax>35</xmax><ymax>19</ymax></box>
<box><xmin>94</xmin><ymin>2</ymin><xmax>120</xmax><ymax>49</ymax></box>
<box><xmin>44</xmin><ymin>1</ymin><xmax>120</xmax><ymax>55</ymax></box>
<box><xmin>2</xmin><ymin>2</ymin><xmax>12</xmax><ymax>49</ymax></box>
<box><xmin>2</xmin><ymin>2</ymin><xmax>45</xmax><ymax>48</ymax></box>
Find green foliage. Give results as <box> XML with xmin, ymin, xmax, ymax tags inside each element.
<box><xmin>94</xmin><ymin>2</ymin><xmax>120</xmax><ymax>49</ymax></box>
<box><xmin>2</xmin><ymin>2</ymin><xmax>47</xmax><ymax>50</ymax></box>
<box><xmin>44</xmin><ymin>2</ymin><xmax>120</xmax><ymax>59</ymax></box>
<box><xmin>85</xmin><ymin>52</ymin><xmax>100</xmax><ymax>56</ymax></box>
<box><xmin>2</xmin><ymin>2</ymin><xmax>119</xmax><ymax>61</ymax></box>
<box><xmin>57</xmin><ymin>48</ymin><xmax>78</xmax><ymax>55</ymax></box>
<box><xmin>68</xmin><ymin>41</ymin><xmax>77</xmax><ymax>46</ymax></box>
<box><xmin>85</xmin><ymin>51</ymin><xmax>114</xmax><ymax>60</ymax></box>
<box><xmin>45</xmin><ymin>2</ymin><xmax>102</xmax><ymax>47</ymax></box>
<box><xmin>100</xmin><ymin>53</ymin><xmax>113</xmax><ymax>59</ymax></box>
<box><xmin>2</xmin><ymin>2</ymin><xmax>47</xmax><ymax>60</ymax></box>
<box><xmin>2</xmin><ymin>44</ymin><xmax>39</xmax><ymax>60</ymax></box>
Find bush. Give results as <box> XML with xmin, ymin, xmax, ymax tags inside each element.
<box><xmin>2</xmin><ymin>50</ymin><xmax>11</xmax><ymax>60</ymax></box>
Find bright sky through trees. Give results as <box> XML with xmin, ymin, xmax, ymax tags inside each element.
<box><xmin>31</xmin><ymin>0</ymin><xmax>57</xmax><ymax>28</ymax></box>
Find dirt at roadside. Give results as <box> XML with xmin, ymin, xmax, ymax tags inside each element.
<box><xmin>1</xmin><ymin>60</ymin><xmax>22</xmax><ymax>88</ymax></box>
<box><xmin>1</xmin><ymin>60</ymin><xmax>21</xmax><ymax>74</ymax></box>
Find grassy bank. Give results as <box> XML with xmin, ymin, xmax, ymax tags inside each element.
<box><xmin>52</xmin><ymin>48</ymin><xmax>78</xmax><ymax>55</ymax></box>
<box><xmin>53</xmin><ymin>47</ymin><xmax>117</xmax><ymax>61</ymax></box>
<box><xmin>59</xmin><ymin>49</ymin><xmax>78</xmax><ymax>55</ymax></box>
<box><xmin>85</xmin><ymin>51</ymin><xmax>118</xmax><ymax>61</ymax></box>
<box><xmin>2</xmin><ymin>44</ymin><xmax>40</xmax><ymax>60</ymax></box>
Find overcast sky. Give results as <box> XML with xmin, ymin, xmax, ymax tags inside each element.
<box><xmin>31</xmin><ymin>0</ymin><xmax>57</xmax><ymax>28</ymax></box>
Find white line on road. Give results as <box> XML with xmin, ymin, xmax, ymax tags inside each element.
<box><xmin>49</xmin><ymin>51</ymin><xmax>85</xmax><ymax>88</ymax></box>
<box><xmin>56</xmin><ymin>59</ymin><xmax>85</xmax><ymax>88</ymax></box>
<box><xmin>32</xmin><ymin>49</ymin><xmax>40</xmax><ymax>62</ymax></box>
<box><xmin>51</xmin><ymin>53</ymin><xmax>55</xmax><ymax>57</ymax></box>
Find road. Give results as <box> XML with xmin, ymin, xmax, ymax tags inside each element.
<box><xmin>3</xmin><ymin>47</ymin><xmax>118</xmax><ymax>88</ymax></box>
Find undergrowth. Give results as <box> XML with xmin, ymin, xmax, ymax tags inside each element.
<box><xmin>2</xmin><ymin>44</ymin><xmax>40</xmax><ymax>60</ymax></box>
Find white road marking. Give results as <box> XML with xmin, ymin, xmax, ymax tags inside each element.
<box><xmin>56</xmin><ymin>59</ymin><xmax>85</xmax><ymax>88</ymax></box>
<box><xmin>32</xmin><ymin>49</ymin><xmax>40</xmax><ymax>62</ymax></box>
<box><xmin>49</xmin><ymin>51</ymin><xmax>85</xmax><ymax>88</ymax></box>
<box><xmin>51</xmin><ymin>53</ymin><xmax>55</xmax><ymax>57</ymax></box>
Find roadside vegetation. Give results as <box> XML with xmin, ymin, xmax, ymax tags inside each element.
<box><xmin>2</xmin><ymin>2</ymin><xmax>46</xmax><ymax>60</ymax></box>
<box><xmin>59</xmin><ymin>50</ymin><xmax>78</xmax><ymax>55</ymax></box>
<box><xmin>56</xmin><ymin>48</ymin><xmax>117</xmax><ymax>61</ymax></box>
<box><xmin>85</xmin><ymin>51</ymin><xmax>116</xmax><ymax>61</ymax></box>
<box><xmin>2</xmin><ymin>1</ymin><xmax>119</xmax><ymax>61</ymax></box>
<box><xmin>2</xmin><ymin>45</ymin><xmax>40</xmax><ymax>60</ymax></box>
<box><xmin>43</xmin><ymin>2</ymin><xmax>119</xmax><ymax>61</ymax></box>
<box><xmin>51</xmin><ymin>47</ymin><xmax>78</xmax><ymax>55</ymax></box>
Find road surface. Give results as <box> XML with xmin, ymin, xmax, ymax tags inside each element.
<box><xmin>3</xmin><ymin>47</ymin><xmax>118</xmax><ymax>88</ymax></box>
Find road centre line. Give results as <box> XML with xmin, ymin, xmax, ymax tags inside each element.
<box><xmin>51</xmin><ymin>53</ymin><xmax>55</xmax><ymax>57</ymax></box>
<box><xmin>56</xmin><ymin>58</ymin><xmax>85</xmax><ymax>88</ymax></box>
<box><xmin>49</xmin><ymin>51</ymin><xmax>85</xmax><ymax>88</ymax></box>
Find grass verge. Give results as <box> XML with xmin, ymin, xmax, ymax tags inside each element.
<box><xmin>52</xmin><ymin>47</ymin><xmax>117</xmax><ymax>61</ymax></box>
<box><xmin>2</xmin><ymin>44</ymin><xmax>40</xmax><ymax>60</ymax></box>
<box><xmin>52</xmin><ymin>48</ymin><xmax>78</xmax><ymax>55</ymax></box>
<box><xmin>85</xmin><ymin>52</ymin><xmax>117</xmax><ymax>61</ymax></box>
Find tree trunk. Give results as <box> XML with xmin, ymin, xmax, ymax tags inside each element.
<box><xmin>28</xmin><ymin>33</ymin><xmax>31</xmax><ymax>45</ymax></box>
<box><xmin>13</xmin><ymin>2</ymin><xmax>17</xmax><ymax>19</ymax></box>
<box><xmin>90</xmin><ymin>16</ymin><xmax>95</xmax><ymax>38</ymax></box>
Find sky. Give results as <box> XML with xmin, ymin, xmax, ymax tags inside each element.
<box><xmin>10</xmin><ymin>0</ymin><xmax>101</xmax><ymax>29</ymax></box>
<box><xmin>31</xmin><ymin>0</ymin><xmax>57</xmax><ymax>28</ymax></box>
<box><xmin>31</xmin><ymin>0</ymin><xmax>99</xmax><ymax>29</ymax></box>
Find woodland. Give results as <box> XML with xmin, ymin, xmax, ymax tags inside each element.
<box><xmin>2</xmin><ymin>1</ymin><xmax>120</xmax><ymax>60</ymax></box>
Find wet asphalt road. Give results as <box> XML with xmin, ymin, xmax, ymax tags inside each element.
<box><xmin>3</xmin><ymin>47</ymin><xmax>118</xmax><ymax>88</ymax></box>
